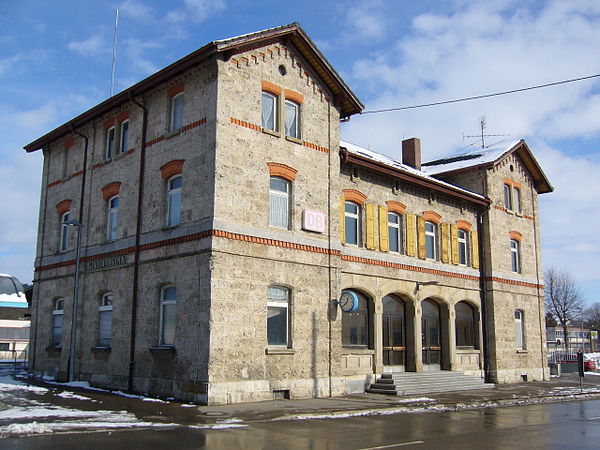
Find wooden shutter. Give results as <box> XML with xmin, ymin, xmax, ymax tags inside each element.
<box><xmin>451</xmin><ymin>224</ymin><xmax>459</xmax><ymax>265</ymax></box>
<box><xmin>417</xmin><ymin>215</ymin><xmax>426</xmax><ymax>259</ymax></box>
<box><xmin>441</xmin><ymin>222</ymin><xmax>449</xmax><ymax>263</ymax></box>
<box><xmin>406</xmin><ymin>214</ymin><xmax>416</xmax><ymax>257</ymax></box>
<box><xmin>379</xmin><ymin>206</ymin><xmax>389</xmax><ymax>252</ymax></box>
<box><xmin>365</xmin><ymin>203</ymin><xmax>376</xmax><ymax>250</ymax></box>
<box><xmin>340</xmin><ymin>196</ymin><xmax>346</xmax><ymax>244</ymax></box>
<box><xmin>471</xmin><ymin>230</ymin><xmax>480</xmax><ymax>269</ymax></box>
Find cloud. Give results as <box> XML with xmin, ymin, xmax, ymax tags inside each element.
<box><xmin>68</xmin><ymin>33</ymin><xmax>107</xmax><ymax>57</ymax></box>
<box><xmin>122</xmin><ymin>38</ymin><xmax>163</xmax><ymax>76</ymax></box>
<box><xmin>119</xmin><ymin>0</ymin><xmax>156</xmax><ymax>22</ymax></box>
<box><xmin>0</xmin><ymin>50</ymin><xmax>50</xmax><ymax>78</ymax></box>
<box><xmin>166</xmin><ymin>0</ymin><xmax>226</xmax><ymax>24</ymax></box>
<box><xmin>344</xmin><ymin>0</ymin><xmax>388</xmax><ymax>40</ymax></box>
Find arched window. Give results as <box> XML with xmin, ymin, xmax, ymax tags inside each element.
<box><xmin>98</xmin><ymin>293</ymin><xmax>113</xmax><ymax>347</ymax></box>
<box><xmin>425</xmin><ymin>221</ymin><xmax>438</xmax><ymax>259</ymax></box>
<box><xmin>106</xmin><ymin>195</ymin><xmax>119</xmax><ymax>241</ymax></box>
<box><xmin>52</xmin><ymin>298</ymin><xmax>64</xmax><ymax>348</ymax></box>
<box><xmin>261</xmin><ymin>91</ymin><xmax>278</xmax><ymax>132</ymax></box>
<box><xmin>284</xmin><ymin>99</ymin><xmax>299</xmax><ymax>138</ymax></box>
<box><xmin>510</xmin><ymin>239</ymin><xmax>520</xmax><ymax>273</ymax></box>
<box><xmin>160</xmin><ymin>286</ymin><xmax>177</xmax><ymax>346</ymax></box>
<box><xmin>267</xmin><ymin>286</ymin><xmax>290</xmax><ymax>347</ymax></box>
<box><xmin>269</xmin><ymin>177</ymin><xmax>290</xmax><ymax>229</ymax></box>
<box><xmin>457</xmin><ymin>229</ymin><xmax>468</xmax><ymax>266</ymax></box>
<box><xmin>342</xmin><ymin>290</ymin><xmax>370</xmax><ymax>347</ymax></box>
<box><xmin>344</xmin><ymin>201</ymin><xmax>361</xmax><ymax>246</ymax></box>
<box><xmin>388</xmin><ymin>212</ymin><xmax>402</xmax><ymax>253</ymax></box>
<box><xmin>515</xmin><ymin>310</ymin><xmax>525</xmax><ymax>349</ymax></box>
<box><xmin>167</xmin><ymin>175</ymin><xmax>182</xmax><ymax>227</ymax></box>
<box><xmin>455</xmin><ymin>301</ymin><xmax>477</xmax><ymax>348</ymax></box>
<box><xmin>170</xmin><ymin>92</ymin><xmax>184</xmax><ymax>131</ymax></box>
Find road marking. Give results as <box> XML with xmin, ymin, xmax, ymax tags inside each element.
<box><xmin>587</xmin><ymin>416</ymin><xmax>600</xmax><ymax>420</ymax></box>
<box><xmin>357</xmin><ymin>441</ymin><xmax>425</xmax><ymax>449</ymax></box>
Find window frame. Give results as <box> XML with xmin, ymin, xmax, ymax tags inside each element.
<box><xmin>98</xmin><ymin>293</ymin><xmax>113</xmax><ymax>348</ymax></box>
<box><xmin>284</xmin><ymin>99</ymin><xmax>300</xmax><ymax>139</ymax></box>
<box><xmin>344</xmin><ymin>201</ymin><xmax>361</xmax><ymax>246</ymax></box>
<box><xmin>106</xmin><ymin>195</ymin><xmax>119</xmax><ymax>241</ymax></box>
<box><xmin>52</xmin><ymin>298</ymin><xmax>64</xmax><ymax>348</ymax></box>
<box><xmin>455</xmin><ymin>301</ymin><xmax>477</xmax><ymax>348</ymax></box>
<box><xmin>510</xmin><ymin>239</ymin><xmax>521</xmax><ymax>273</ymax></box>
<box><xmin>60</xmin><ymin>211</ymin><xmax>71</xmax><ymax>252</ymax></box>
<box><xmin>170</xmin><ymin>92</ymin><xmax>184</xmax><ymax>132</ymax></box>
<box><xmin>457</xmin><ymin>229</ymin><xmax>468</xmax><ymax>266</ymax></box>
<box><xmin>388</xmin><ymin>212</ymin><xmax>403</xmax><ymax>253</ymax></box>
<box><xmin>269</xmin><ymin>176</ymin><xmax>291</xmax><ymax>229</ymax></box>
<box><xmin>261</xmin><ymin>91</ymin><xmax>278</xmax><ymax>132</ymax></box>
<box><xmin>503</xmin><ymin>183</ymin><xmax>513</xmax><ymax>210</ymax></box>
<box><xmin>118</xmin><ymin>119</ymin><xmax>129</xmax><ymax>154</ymax></box>
<box><xmin>513</xmin><ymin>186</ymin><xmax>522</xmax><ymax>214</ymax></box>
<box><xmin>267</xmin><ymin>285</ymin><xmax>290</xmax><ymax>348</ymax></box>
<box><xmin>425</xmin><ymin>221</ymin><xmax>438</xmax><ymax>260</ymax></box>
<box><xmin>105</xmin><ymin>125</ymin><xmax>116</xmax><ymax>159</ymax></box>
<box><xmin>341</xmin><ymin>290</ymin><xmax>371</xmax><ymax>348</ymax></box>
<box><xmin>166</xmin><ymin>175</ymin><xmax>182</xmax><ymax>227</ymax></box>
<box><xmin>159</xmin><ymin>285</ymin><xmax>177</xmax><ymax>347</ymax></box>
<box><xmin>515</xmin><ymin>309</ymin><xmax>526</xmax><ymax>350</ymax></box>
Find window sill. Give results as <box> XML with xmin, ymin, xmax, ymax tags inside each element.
<box><xmin>341</xmin><ymin>347</ymin><xmax>374</xmax><ymax>354</ymax></box>
<box><xmin>262</xmin><ymin>128</ymin><xmax>281</xmax><ymax>138</ymax></box>
<box><xmin>165</xmin><ymin>129</ymin><xmax>181</xmax><ymax>139</ymax></box>
<box><xmin>91</xmin><ymin>346</ymin><xmax>111</xmax><ymax>352</ymax></box>
<box><xmin>46</xmin><ymin>346</ymin><xmax>61</xmax><ymax>353</ymax></box>
<box><xmin>150</xmin><ymin>346</ymin><xmax>176</xmax><ymax>354</ymax></box>
<box><xmin>285</xmin><ymin>136</ymin><xmax>302</xmax><ymax>145</ymax></box>
<box><xmin>516</xmin><ymin>349</ymin><xmax>528</xmax><ymax>354</ymax></box>
<box><xmin>266</xmin><ymin>348</ymin><xmax>295</xmax><ymax>355</ymax></box>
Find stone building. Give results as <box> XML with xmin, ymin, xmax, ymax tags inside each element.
<box><xmin>24</xmin><ymin>23</ymin><xmax>553</xmax><ymax>404</ymax></box>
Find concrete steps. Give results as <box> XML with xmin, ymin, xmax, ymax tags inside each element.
<box><xmin>367</xmin><ymin>370</ymin><xmax>494</xmax><ymax>396</ymax></box>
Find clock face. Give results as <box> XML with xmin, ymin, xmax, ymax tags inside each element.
<box><xmin>339</xmin><ymin>291</ymin><xmax>358</xmax><ymax>312</ymax></box>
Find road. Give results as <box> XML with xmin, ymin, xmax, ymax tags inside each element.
<box><xmin>4</xmin><ymin>399</ymin><xmax>600</xmax><ymax>449</ymax></box>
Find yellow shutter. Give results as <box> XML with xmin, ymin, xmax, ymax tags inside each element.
<box><xmin>471</xmin><ymin>230</ymin><xmax>480</xmax><ymax>269</ymax></box>
<box><xmin>417</xmin><ymin>215</ymin><xmax>426</xmax><ymax>259</ymax></box>
<box><xmin>365</xmin><ymin>203</ymin><xmax>376</xmax><ymax>250</ymax></box>
<box><xmin>406</xmin><ymin>214</ymin><xmax>416</xmax><ymax>257</ymax></box>
<box><xmin>379</xmin><ymin>206</ymin><xmax>389</xmax><ymax>252</ymax></box>
<box><xmin>340</xmin><ymin>196</ymin><xmax>346</xmax><ymax>244</ymax></box>
<box><xmin>451</xmin><ymin>224</ymin><xmax>459</xmax><ymax>265</ymax></box>
<box><xmin>441</xmin><ymin>222</ymin><xmax>449</xmax><ymax>263</ymax></box>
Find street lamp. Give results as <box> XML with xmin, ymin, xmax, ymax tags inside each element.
<box><xmin>65</xmin><ymin>219</ymin><xmax>83</xmax><ymax>382</ymax></box>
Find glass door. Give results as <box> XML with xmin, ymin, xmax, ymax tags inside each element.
<box><xmin>382</xmin><ymin>295</ymin><xmax>405</xmax><ymax>369</ymax></box>
<box><xmin>421</xmin><ymin>299</ymin><xmax>441</xmax><ymax>370</ymax></box>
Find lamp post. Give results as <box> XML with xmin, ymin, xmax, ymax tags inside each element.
<box><xmin>66</xmin><ymin>219</ymin><xmax>83</xmax><ymax>382</ymax></box>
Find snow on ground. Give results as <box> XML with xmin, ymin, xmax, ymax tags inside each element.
<box><xmin>191</xmin><ymin>418</ymin><xmax>248</xmax><ymax>430</ymax></box>
<box><xmin>42</xmin><ymin>379</ymin><xmax>169</xmax><ymax>402</ymax></box>
<box><xmin>55</xmin><ymin>391</ymin><xmax>97</xmax><ymax>401</ymax></box>
<box><xmin>0</xmin><ymin>375</ymin><xmax>48</xmax><ymax>393</ymax></box>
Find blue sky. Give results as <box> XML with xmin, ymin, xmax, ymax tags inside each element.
<box><xmin>1</xmin><ymin>0</ymin><xmax>599</xmax><ymax>304</ymax></box>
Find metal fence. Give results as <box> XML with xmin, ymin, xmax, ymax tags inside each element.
<box><xmin>0</xmin><ymin>349</ymin><xmax>27</xmax><ymax>363</ymax></box>
<box><xmin>547</xmin><ymin>351</ymin><xmax>578</xmax><ymax>364</ymax></box>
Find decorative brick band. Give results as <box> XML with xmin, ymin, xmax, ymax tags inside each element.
<box><xmin>493</xmin><ymin>204</ymin><xmax>535</xmax><ymax>221</ymax></box>
<box><xmin>212</xmin><ymin>229</ymin><xmax>338</xmax><ymax>255</ymax></box>
<box><xmin>160</xmin><ymin>160</ymin><xmax>185</xmax><ymax>180</ymax></box>
<box><xmin>341</xmin><ymin>254</ymin><xmax>480</xmax><ymax>282</ymax></box>
<box><xmin>56</xmin><ymin>200</ymin><xmax>71</xmax><ymax>215</ymax></box>
<box><xmin>267</xmin><ymin>162</ymin><xmax>297</xmax><ymax>181</ymax></box>
<box><xmin>230</xmin><ymin>117</ymin><xmax>261</xmax><ymax>131</ymax></box>
<box><xmin>385</xmin><ymin>201</ymin><xmax>406</xmax><ymax>214</ymax></box>
<box><xmin>181</xmin><ymin>118</ymin><xmax>206</xmax><ymax>132</ymax></box>
<box><xmin>343</xmin><ymin>189</ymin><xmax>367</xmax><ymax>205</ymax></box>
<box><xmin>486</xmin><ymin>276</ymin><xmax>543</xmax><ymax>289</ymax></box>
<box><xmin>456</xmin><ymin>220</ymin><xmax>472</xmax><ymax>232</ymax></box>
<box><xmin>302</xmin><ymin>141</ymin><xmax>329</xmax><ymax>153</ymax></box>
<box><xmin>423</xmin><ymin>210</ymin><xmax>442</xmax><ymax>224</ymax></box>
<box><xmin>47</xmin><ymin>180</ymin><xmax>62</xmax><ymax>188</ymax></box>
<box><xmin>101</xmin><ymin>182</ymin><xmax>121</xmax><ymax>200</ymax></box>
<box><xmin>144</xmin><ymin>135</ymin><xmax>165</xmax><ymax>149</ymax></box>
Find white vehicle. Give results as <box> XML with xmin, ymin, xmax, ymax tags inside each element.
<box><xmin>0</xmin><ymin>273</ymin><xmax>28</xmax><ymax>308</ymax></box>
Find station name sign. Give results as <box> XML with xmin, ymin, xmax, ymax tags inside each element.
<box><xmin>85</xmin><ymin>255</ymin><xmax>128</xmax><ymax>272</ymax></box>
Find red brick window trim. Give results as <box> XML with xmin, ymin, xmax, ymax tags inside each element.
<box><xmin>502</xmin><ymin>177</ymin><xmax>513</xmax><ymax>186</ymax></box>
<box><xmin>261</xmin><ymin>80</ymin><xmax>282</xmax><ymax>96</ymax></box>
<box><xmin>64</xmin><ymin>138</ymin><xmax>75</xmax><ymax>149</ymax></box>
<box><xmin>101</xmin><ymin>182</ymin><xmax>121</xmax><ymax>200</ymax></box>
<box><xmin>56</xmin><ymin>200</ymin><xmax>72</xmax><ymax>215</ymax></box>
<box><xmin>385</xmin><ymin>200</ymin><xmax>406</xmax><ymax>214</ymax></box>
<box><xmin>343</xmin><ymin>189</ymin><xmax>367</xmax><ymax>205</ymax></box>
<box><xmin>284</xmin><ymin>89</ymin><xmax>304</xmax><ymax>104</ymax></box>
<box><xmin>116</xmin><ymin>110</ymin><xmax>130</xmax><ymax>122</ymax></box>
<box><xmin>104</xmin><ymin>118</ymin><xmax>116</xmax><ymax>129</ymax></box>
<box><xmin>509</xmin><ymin>230</ymin><xmax>523</xmax><ymax>241</ymax></box>
<box><xmin>456</xmin><ymin>220</ymin><xmax>472</xmax><ymax>232</ymax></box>
<box><xmin>512</xmin><ymin>181</ymin><xmax>522</xmax><ymax>190</ymax></box>
<box><xmin>267</xmin><ymin>162</ymin><xmax>297</xmax><ymax>181</ymax></box>
<box><xmin>160</xmin><ymin>160</ymin><xmax>185</xmax><ymax>180</ymax></box>
<box><xmin>167</xmin><ymin>83</ymin><xmax>185</xmax><ymax>97</ymax></box>
<box><xmin>423</xmin><ymin>210</ymin><xmax>442</xmax><ymax>224</ymax></box>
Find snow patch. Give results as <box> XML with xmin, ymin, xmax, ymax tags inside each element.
<box><xmin>0</xmin><ymin>376</ymin><xmax>48</xmax><ymax>393</ymax></box>
<box><xmin>55</xmin><ymin>391</ymin><xmax>95</xmax><ymax>401</ymax></box>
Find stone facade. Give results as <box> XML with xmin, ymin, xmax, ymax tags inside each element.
<box><xmin>25</xmin><ymin>24</ymin><xmax>552</xmax><ymax>404</ymax></box>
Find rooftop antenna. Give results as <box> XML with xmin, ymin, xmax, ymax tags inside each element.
<box><xmin>463</xmin><ymin>115</ymin><xmax>509</xmax><ymax>148</ymax></box>
<box><xmin>110</xmin><ymin>9</ymin><xmax>119</xmax><ymax>97</ymax></box>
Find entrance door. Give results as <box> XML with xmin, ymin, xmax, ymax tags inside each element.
<box><xmin>382</xmin><ymin>295</ymin><xmax>405</xmax><ymax>369</ymax></box>
<box><xmin>421</xmin><ymin>299</ymin><xmax>441</xmax><ymax>371</ymax></box>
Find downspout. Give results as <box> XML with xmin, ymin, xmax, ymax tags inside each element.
<box><xmin>128</xmin><ymin>92</ymin><xmax>148</xmax><ymax>393</ymax></box>
<box><xmin>531</xmin><ymin>188</ymin><xmax>546</xmax><ymax>378</ymax></box>
<box><xmin>477</xmin><ymin>169</ymin><xmax>491</xmax><ymax>383</ymax></box>
<box><xmin>327</xmin><ymin>101</ymin><xmax>333</xmax><ymax>397</ymax></box>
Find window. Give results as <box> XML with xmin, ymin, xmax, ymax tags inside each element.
<box><xmin>170</xmin><ymin>93</ymin><xmax>184</xmax><ymax>131</ymax></box>
<box><xmin>515</xmin><ymin>310</ymin><xmax>525</xmax><ymax>349</ymax></box>
<box><xmin>510</xmin><ymin>239</ymin><xmax>520</xmax><ymax>273</ymax></box>
<box><xmin>342</xmin><ymin>290</ymin><xmax>370</xmax><ymax>347</ymax></box>
<box><xmin>261</xmin><ymin>91</ymin><xmax>278</xmax><ymax>132</ymax></box>
<box><xmin>344</xmin><ymin>201</ymin><xmax>361</xmax><ymax>246</ymax></box>
<box><xmin>267</xmin><ymin>286</ymin><xmax>290</xmax><ymax>346</ymax></box>
<box><xmin>105</xmin><ymin>126</ymin><xmax>116</xmax><ymax>159</ymax></box>
<box><xmin>167</xmin><ymin>175</ymin><xmax>182</xmax><ymax>227</ymax></box>
<box><xmin>457</xmin><ymin>229</ymin><xmax>468</xmax><ymax>266</ymax></box>
<box><xmin>159</xmin><ymin>286</ymin><xmax>176</xmax><ymax>346</ymax></box>
<box><xmin>119</xmin><ymin>120</ymin><xmax>129</xmax><ymax>153</ymax></box>
<box><xmin>388</xmin><ymin>212</ymin><xmax>402</xmax><ymax>253</ymax></box>
<box><xmin>269</xmin><ymin>177</ymin><xmax>290</xmax><ymax>229</ymax></box>
<box><xmin>60</xmin><ymin>211</ymin><xmax>70</xmax><ymax>252</ymax></box>
<box><xmin>106</xmin><ymin>195</ymin><xmax>119</xmax><ymax>241</ymax></box>
<box><xmin>284</xmin><ymin>100</ymin><xmax>299</xmax><ymax>138</ymax></box>
<box><xmin>513</xmin><ymin>187</ymin><xmax>521</xmax><ymax>213</ymax></box>
<box><xmin>425</xmin><ymin>221</ymin><xmax>437</xmax><ymax>260</ymax></box>
<box><xmin>52</xmin><ymin>298</ymin><xmax>64</xmax><ymax>348</ymax></box>
<box><xmin>503</xmin><ymin>183</ymin><xmax>512</xmax><ymax>210</ymax></box>
<box><xmin>455</xmin><ymin>301</ymin><xmax>477</xmax><ymax>348</ymax></box>
<box><xmin>98</xmin><ymin>293</ymin><xmax>113</xmax><ymax>347</ymax></box>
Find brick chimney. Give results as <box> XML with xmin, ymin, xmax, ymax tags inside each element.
<box><xmin>402</xmin><ymin>137</ymin><xmax>421</xmax><ymax>170</ymax></box>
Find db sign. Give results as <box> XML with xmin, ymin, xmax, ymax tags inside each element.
<box><xmin>302</xmin><ymin>209</ymin><xmax>326</xmax><ymax>233</ymax></box>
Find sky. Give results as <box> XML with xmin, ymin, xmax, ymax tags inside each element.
<box><xmin>1</xmin><ymin>0</ymin><xmax>599</xmax><ymax>304</ymax></box>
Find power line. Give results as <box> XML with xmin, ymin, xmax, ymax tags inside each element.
<box><xmin>360</xmin><ymin>74</ymin><xmax>600</xmax><ymax>115</ymax></box>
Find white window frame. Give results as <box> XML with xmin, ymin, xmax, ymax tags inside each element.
<box><xmin>515</xmin><ymin>309</ymin><xmax>525</xmax><ymax>349</ymax></box>
<box><xmin>261</xmin><ymin>91</ymin><xmax>278</xmax><ymax>132</ymax></box>
<box><xmin>344</xmin><ymin>201</ymin><xmax>361</xmax><ymax>246</ymax></box>
<box><xmin>269</xmin><ymin>176</ymin><xmax>290</xmax><ymax>229</ymax></box>
<box><xmin>52</xmin><ymin>298</ymin><xmax>64</xmax><ymax>348</ymax></box>
<box><xmin>119</xmin><ymin>119</ymin><xmax>129</xmax><ymax>154</ymax></box>
<box><xmin>170</xmin><ymin>93</ymin><xmax>184</xmax><ymax>131</ymax></box>
<box><xmin>167</xmin><ymin>175</ymin><xmax>182</xmax><ymax>227</ymax></box>
<box><xmin>98</xmin><ymin>293</ymin><xmax>113</xmax><ymax>347</ymax></box>
<box><xmin>159</xmin><ymin>285</ymin><xmax>177</xmax><ymax>346</ymax></box>
<box><xmin>425</xmin><ymin>221</ymin><xmax>438</xmax><ymax>260</ymax></box>
<box><xmin>513</xmin><ymin>186</ymin><xmax>522</xmax><ymax>214</ymax></box>
<box><xmin>267</xmin><ymin>286</ymin><xmax>290</xmax><ymax>347</ymax></box>
<box><xmin>503</xmin><ymin>183</ymin><xmax>513</xmax><ymax>210</ymax></box>
<box><xmin>388</xmin><ymin>212</ymin><xmax>402</xmax><ymax>253</ymax></box>
<box><xmin>105</xmin><ymin>126</ymin><xmax>116</xmax><ymax>159</ymax></box>
<box><xmin>60</xmin><ymin>211</ymin><xmax>70</xmax><ymax>252</ymax></box>
<box><xmin>457</xmin><ymin>229</ymin><xmax>468</xmax><ymax>266</ymax></box>
<box><xmin>106</xmin><ymin>195</ymin><xmax>119</xmax><ymax>241</ymax></box>
<box><xmin>510</xmin><ymin>239</ymin><xmax>520</xmax><ymax>273</ymax></box>
<box><xmin>284</xmin><ymin>99</ymin><xmax>299</xmax><ymax>139</ymax></box>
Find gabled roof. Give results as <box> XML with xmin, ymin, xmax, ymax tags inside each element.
<box><xmin>24</xmin><ymin>23</ymin><xmax>363</xmax><ymax>152</ymax></box>
<box><xmin>340</xmin><ymin>140</ymin><xmax>489</xmax><ymax>206</ymax></box>
<box><xmin>422</xmin><ymin>139</ymin><xmax>553</xmax><ymax>194</ymax></box>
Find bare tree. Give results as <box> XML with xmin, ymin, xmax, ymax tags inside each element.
<box><xmin>584</xmin><ymin>302</ymin><xmax>600</xmax><ymax>332</ymax></box>
<box><xmin>544</xmin><ymin>268</ymin><xmax>584</xmax><ymax>351</ymax></box>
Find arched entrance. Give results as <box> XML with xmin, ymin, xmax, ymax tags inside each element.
<box><xmin>421</xmin><ymin>299</ymin><xmax>441</xmax><ymax>371</ymax></box>
<box><xmin>382</xmin><ymin>295</ymin><xmax>405</xmax><ymax>370</ymax></box>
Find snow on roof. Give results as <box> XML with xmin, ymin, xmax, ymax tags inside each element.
<box><xmin>421</xmin><ymin>139</ymin><xmax>521</xmax><ymax>176</ymax></box>
<box><xmin>340</xmin><ymin>140</ymin><xmax>485</xmax><ymax>200</ymax></box>
<box><xmin>214</xmin><ymin>23</ymin><xmax>297</xmax><ymax>45</ymax></box>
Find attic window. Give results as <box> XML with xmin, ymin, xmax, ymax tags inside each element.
<box><xmin>278</xmin><ymin>65</ymin><xmax>287</xmax><ymax>76</ymax></box>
